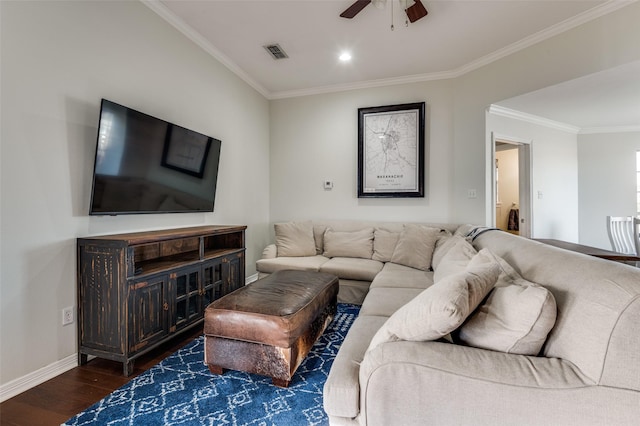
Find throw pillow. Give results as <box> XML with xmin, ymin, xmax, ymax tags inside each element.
<box><xmin>432</xmin><ymin>235</ymin><xmax>472</xmax><ymax>270</ymax></box>
<box><xmin>390</xmin><ymin>225</ymin><xmax>440</xmax><ymax>271</ymax></box>
<box><xmin>367</xmin><ymin>249</ymin><xmax>501</xmax><ymax>352</ymax></box>
<box><xmin>323</xmin><ymin>228</ymin><xmax>374</xmax><ymax>259</ymax></box>
<box><xmin>274</xmin><ymin>221</ymin><xmax>316</xmax><ymax>257</ymax></box>
<box><xmin>457</xmin><ymin>252</ymin><xmax>557</xmax><ymax>355</ymax></box>
<box><xmin>372</xmin><ymin>229</ymin><xmax>400</xmax><ymax>262</ymax></box>
<box><xmin>433</xmin><ymin>237</ymin><xmax>477</xmax><ymax>282</ymax></box>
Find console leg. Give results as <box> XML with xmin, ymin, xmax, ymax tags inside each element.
<box><xmin>123</xmin><ymin>360</ymin><xmax>134</xmax><ymax>376</ymax></box>
<box><xmin>78</xmin><ymin>353</ymin><xmax>89</xmax><ymax>366</ymax></box>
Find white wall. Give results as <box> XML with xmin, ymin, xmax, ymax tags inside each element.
<box><xmin>270</xmin><ymin>81</ymin><xmax>455</xmax><ymax>224</ymax></box>
<box><xmin>578</xmin><ymin>131</ymin><xmax>640</xmax><ymax>249</ymax></box>
<box><xmin>0</xmin><ymin>1</ymin><xmax>270</xmax><ymax>388</ymax></box>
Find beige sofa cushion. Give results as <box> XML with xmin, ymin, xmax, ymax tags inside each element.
<box><xmin>359</xmin><ymin>287</ymin><xmax>425</xmax><ymax>317</ymax></box>
<box><xmin>458</xmin><ymin>252</ymin><xmax>557</xmax><ymax>355</ymax></box>
<box><xmin>323</xmin><ymin>228</ymin><xmax>374</xmax><ymax>259</ymax></box>
<box><xmin>274</xmin><ymin>221</ymin><xmax>316</xmax><ymax>257</ymax></box>
<box><xmin>432</xmin><ymin>234</ymin><xmax>469</xmax><ymax>270</ymax></box>
<box><xmin>323</xmin><ymin>315</ymin><xmax>388</xmax><ymax>418</ymax></box>
<box><xmin>372</xmin><ymin>229</ymin><xmax>400</xmax><ymax>262</ymax></box>
<box><xmin>370</xmin><ymin>262</ymin><xmax>434</xmax><ymax>290</ymax></box>
<box><xmin>390</xmin><ymin>225</ymin><xmax>440</xmax><ymax>271</ymax></box>
<box><xmin>367</xmin><ymin>249</ymin><xmax>501</xmax><ymax>351</ymax></box>
<box><xmin>255</xmin><ymin>255</ymin><xmax>329</xmax><ymax>274</ymax></box>
<box><xmin>433</xmin><ymin>236</ymin><xmax>477</xmax><ymax>282</ymax></box>
<box><xmin>319</xmin><ymin>257</ymin><xmax>383</xmax><ymax>281</ymax></box>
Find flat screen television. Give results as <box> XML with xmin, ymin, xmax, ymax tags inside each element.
<box><xmin>89</xmin><ymin>99</ymin><xmax>221</xmax><ymax>215</ymax></box>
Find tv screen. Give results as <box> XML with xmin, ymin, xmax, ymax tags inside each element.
<box><xmin>89</xmin><ymin>99</ymin><xmax>221</xmax><ymax>215</ymax></box>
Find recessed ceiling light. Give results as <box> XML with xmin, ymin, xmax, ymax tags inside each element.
<box><xmin>339</xmin><ymin>51</ymin><xmax>352</xmax><ymax>62</ymax></box>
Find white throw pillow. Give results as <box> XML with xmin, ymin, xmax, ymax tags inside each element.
<box><xmin>390</xmin><ymin>225</ymin><xmax>440</xmax><ymax>271</ymax></box>
<box><xmin>323</xmin><ymin>228</ymin><xmax>374</xmax><ymax>259</ymax></box>
<box><xmin>367</xmin><ymin>249</ymin><xmax>501</xmax><ymax>352</ymax></box>
<box><xmin>274</xmin><ymin>221</ymin><xmax>316</xmax><ymax>257</ymax></box>
<box><xmin>457</xmin><ymin>252</ymin><xmax>557</xmax><ymax>355</ymax></box>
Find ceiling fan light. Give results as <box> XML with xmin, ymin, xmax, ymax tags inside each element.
<box><xmin>372</xmin><ymin>0</ymin><xmax>386</xmax><ymax>10</ymax></box>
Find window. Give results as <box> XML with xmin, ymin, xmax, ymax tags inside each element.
<box><xmin>637</xmin><ymin>151</ymin><xmax>640</xmax><ymax>214</ymax></box>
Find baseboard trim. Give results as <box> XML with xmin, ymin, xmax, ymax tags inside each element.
<box><xmin>0</xmin><ymin>354</ymin><xmax>77</xmax><ymax>403</ymax></box>
<box><xmin>1</xmin><ymin>273</ymin><xmax>262</xmax><ymax>402</ymax></box>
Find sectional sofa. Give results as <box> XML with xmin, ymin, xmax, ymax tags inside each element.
<box><xmin>256</xmin><ymin>220</ymin><xmax>640</xmax><ymax>425</ymax></box>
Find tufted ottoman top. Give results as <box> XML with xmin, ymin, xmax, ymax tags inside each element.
<box><xmin>204</xmin><ymin>270</ymin><xmax>338</xmax><ymax>348</ymax></box>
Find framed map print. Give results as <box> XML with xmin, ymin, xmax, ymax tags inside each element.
<box><xmin>357</xmin><ymin>102</ymin><xmax>425</xmax><ymax>198</ymax></box>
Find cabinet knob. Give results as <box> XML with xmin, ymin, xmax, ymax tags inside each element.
<box><xmin>163</xmin><ymin>302</ymin><xmax>169</xmax><ymax>311</ymax></box>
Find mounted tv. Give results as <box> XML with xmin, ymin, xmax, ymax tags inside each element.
<box><xmin>89</xmin><ymin>99</ymin><xmax>221</xmax><ymax>215</ymax></box>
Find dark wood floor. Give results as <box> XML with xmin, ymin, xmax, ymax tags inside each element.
<box><xmin>0</xmin><ymin>328</ymin><xmax>202</xmax><ymax>426</ymax></box>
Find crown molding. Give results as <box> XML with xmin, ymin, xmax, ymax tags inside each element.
<box><xmin>141</xmin><ymin>0</ymin><xmax>270</xmax><ymax>99</ymax></box>
<box><xmin>143</xmin><ymin>0</ymin><xmax>634</xmax><ymax>100</ymax></box>
<box><xmin>579</xmin><ymin>125</ymin><xmax>640</xmax><ymax>134</ymax></box>
<box><xmin>488</xmin><ymin>105</ymin><xmax>581</xmax><ymax>134</ymax></box>
<box><xmin>268</xmin><ymin>70</ymin><xmax>454</xmax><ymax>100</ymax></box>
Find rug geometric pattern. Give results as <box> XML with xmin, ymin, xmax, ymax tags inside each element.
<box><xmin>63</xmin><ymin>303</ymin><xmax>360</xmax><ymax>426</ymax></box>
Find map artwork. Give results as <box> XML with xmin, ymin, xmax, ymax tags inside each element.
<box><xmin>363</xmin><ymin>110</ymin><xmax>418</xmax><ymax>193</ymax></box>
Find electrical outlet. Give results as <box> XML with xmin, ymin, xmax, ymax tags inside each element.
<box><xmin>62</xmin><ymin>307</ymin><xmax>74</xmax><ymax>326</ymax></box>
<box><xmin>467</xmin><ymin>189</ymin><xmax>477</xmax><ymax>199</ymax></box>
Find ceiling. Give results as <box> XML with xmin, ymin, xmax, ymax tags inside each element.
<box><xmin>494</xmin><ymin>60</ymin><xmax>640</xmax><ymax>133</ymax></box>
<box><xmin>146</xmin><ymin>1</ymin><xmax>639</xmax><ymax>130</ymax></box>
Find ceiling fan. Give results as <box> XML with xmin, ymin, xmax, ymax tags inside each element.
<box><xmin>340</xmin><ymin>0</ymin><xmax>428</xmax><ymax>23</ymax></box>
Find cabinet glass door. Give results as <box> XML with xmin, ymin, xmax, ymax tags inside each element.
<box><xmin>173</xmin><ymin>265</ymin><xmax>201</xmax><ymax>330</ymax></box>
<box><xmin>202</xmin><ymin>259</ymin><xmax>224</xmax><ymax>310</ymax></box>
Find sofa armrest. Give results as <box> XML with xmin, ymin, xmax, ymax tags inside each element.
<box><xmin>358</xmin><ymin>341</ymin><xmax>607</xmax><ymax>426</ymax></box>
<box><xmin>261</xmin><ymin>244</ymin><xmax>277</xmax><ymax>259</ymax></box>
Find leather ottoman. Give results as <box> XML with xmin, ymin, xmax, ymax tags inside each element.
<box><xmin>203</xmin><ymin>270</ymin><xmax>339</xmax><ymax>387</ymax></box>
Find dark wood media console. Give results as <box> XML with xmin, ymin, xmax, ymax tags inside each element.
<box><xmin>77</xmin><ymin>225</ymin><xmax>246</xmax><ymax>375</ymax></box>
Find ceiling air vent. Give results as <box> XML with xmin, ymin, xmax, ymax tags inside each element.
<box><xmin>263</xmin><ymin>44</ymin><xmax>289</xmax><ymax>60</ymax></box>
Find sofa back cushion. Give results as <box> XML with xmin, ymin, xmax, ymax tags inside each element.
<box><xmin>372</xmin><ymin>229</ymin><xmax>400</xmax><ymax>262</ymax></box>
<box><xmin>433</xmin><ymin>237</ymin><xmax>477</xmax><ymax>282</ymax></box>
<box><xmin>275</xmin><ymin>221</ymin><xmax>316</xmax><ymax>257</ymax></box>
<box><xmin>473</xmin><ymin>229</ymin><xmax>640</xmax><ymax>389</ymax></box>
<box><xmin>456</xmin><ymin>251</ymin><xmax>557</xmax><ymax>355</ymax></box>
<box><xmin>323</xmin><ymin>228</ymin><xmax>374</xmax><ymax>259</ymax></box>
<box><xmin>390</xmin><ymin>225</ymin><xmax>441</xmax><ymax>271</ymax></box>
<box><xmin>311</xmin><ymin>220</ymin><xmax>460</xmax><ymax>256</ymax></box>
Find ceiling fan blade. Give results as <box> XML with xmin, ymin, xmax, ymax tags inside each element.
<box><xmin>340</xmin><ymin>0</ymin><xmax>372</xmax><ymax>19</ymax></box>
<box><xmin>405</xmin><ymin>0</ymin><xmax>428</xmax><ymax>23</ymax></box>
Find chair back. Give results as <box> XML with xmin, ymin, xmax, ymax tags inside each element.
<box><xmin>606</xmin><ymin>216</ymin><xmax>636</xmax><ymax>255</ymax></box>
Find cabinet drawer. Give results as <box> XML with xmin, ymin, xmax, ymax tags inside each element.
<box><xmin>134</xmin><ymin>243</ymin><xmax>160</xmax><ymax>263</ymax></box>
<box><xmin>161</xmin><ymin>238</ymin><xmax>199</xmax><ymax>257</ymax></box>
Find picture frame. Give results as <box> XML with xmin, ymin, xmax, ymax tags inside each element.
<box><xmin>357</xmin><ymin>102</ymin><xmax>425</xmax><ymax>198</ymax></box>
<box><xmin>161</xmin><ymin>124</ymin><xmax>212</xmax><ymax>178</ymax></box>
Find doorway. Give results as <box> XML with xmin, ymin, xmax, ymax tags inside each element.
<box><xmin>491</xmin><ymin>134</ymin><xmax>532</xmax><ymax>238</ymax></box>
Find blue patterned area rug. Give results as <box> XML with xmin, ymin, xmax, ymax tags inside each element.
<box><xmin>64</xmin><ymin>303</ymin><xmax>360</xmax><ymax>426</ymax></box>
